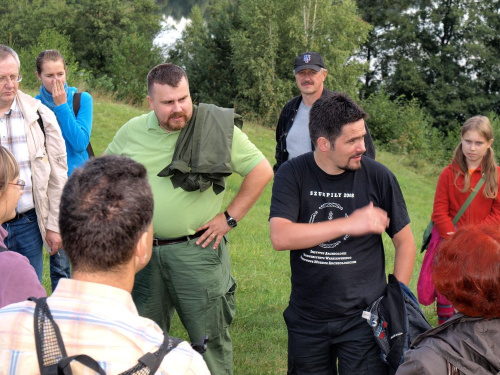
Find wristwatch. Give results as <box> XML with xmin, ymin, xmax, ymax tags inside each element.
<box><xmin>224</xmin><ymin>210</ymin><xmax>237</xmax><ymax>228</ymax></box>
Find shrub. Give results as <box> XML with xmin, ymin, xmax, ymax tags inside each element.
<box><xmin>18</xmin><ymin>29</ymin><xmax>79</xmax><ymax>91</ymax></box>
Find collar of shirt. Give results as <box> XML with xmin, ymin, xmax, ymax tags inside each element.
<box><xmin>52</xmin><ymin>278</ymin><xmax>138</xmax><ymax>315</ymax></box>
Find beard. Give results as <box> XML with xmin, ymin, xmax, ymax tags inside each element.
<box><xmin>159</xmin><ymin>111</ymin><xmax>191</xmax><ymax>132</ymax></box>
<box><xmin>338</xmin><ymin>154</ymin><xmax>364</xmax><ymax>172</ymax></box>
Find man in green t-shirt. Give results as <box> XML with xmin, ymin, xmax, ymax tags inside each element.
<box><xmin>106</xmin><ymin>63</ymin><xmax>273</xmax><ymax>375</ymax></box>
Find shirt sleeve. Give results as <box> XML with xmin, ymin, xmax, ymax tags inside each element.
<box><xmin>384</xmin><ymin>170</ymin><xmax>411</xmax><ymax>238</ymax></box>
<box><xmin>481</xmin><ymin>166</ymin><xmax>500</xmax><ymax>225</ymax></box>
<box><xmin>230</xmin><ymin>126</ymin><xmax>265</xmax><ymax>176</ymax></box>
<box><xmin>431</xmin><ymin>167</ymin><xmax>456</xmax><ymax>238</ymax></box>
<box><xmin>53</xmin><ymin>92</ymin><xmax>92</xmax><ymax>153</ymax></box>
<box><xmin>269</xmin><ymin>161</ymin><xmax>301</xmax><ymax>222</ymax></box>
<box><xmin>106</xmin><ymin>122</ymin><xmax>129</xmax><ymax>156</ymax></box>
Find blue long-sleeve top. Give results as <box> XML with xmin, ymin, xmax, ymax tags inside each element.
<box><xmin>36</xmin><ymin>86</ymin><xmax>93</xmax><ymax>176</ymax></box>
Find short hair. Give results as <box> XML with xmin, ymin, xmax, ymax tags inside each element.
<box><xmin>147</xmin><ymin>63</ymin><xmax>188</xmax><ymax>96</ymax></box>
<box><xmin>309</xmin><ymin>92</ymin><xmax>368</xmax><ymax>146</ymax></box>
<box><xmin>35</xmin><ymin>49</ymin><xmax>66</xmax><ymax>74</ymax></box>
<box><xmin>0</xmin><ymin>146</ymin><xmax>19</xmax><ymax>196</ymax></box>
<box><xmin>0</xmin><ymin>45</ymin><xmax>20</xmax><ymax>67</ymax></box>
<box><xmin>59</xmin><ymin>156</ymin><xmax>154</xmax><ymax>273</ymax></box>
<box><xmin>433</xmin><ymin>224</ymin><xmax>500</xmax><ymax>318</ymax></box>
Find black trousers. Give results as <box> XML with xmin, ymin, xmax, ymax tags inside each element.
<box><xmin>284</xmin><ymin>306</ymin><xmax>388</xmax><ymax>375</ymax></box>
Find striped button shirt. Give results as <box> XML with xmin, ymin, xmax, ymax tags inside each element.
<box><xmin>0</xmin><ymin>278</ymin><xmax>210</xmax><ymax>374</ymax></box>
<box><xmin>0</xmin><ymin>98</ymin><xmax>34</xmax><ymax>213</ymax></box>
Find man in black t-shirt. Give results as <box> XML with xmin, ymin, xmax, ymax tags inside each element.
<box><xmin>269</xmin><ymin>92</ymin><xmax>416</xmax><ymax>375</ymax></box>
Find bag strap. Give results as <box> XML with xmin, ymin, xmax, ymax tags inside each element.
<box><xmin>72</xmin><ymin>92</ymin><xmax>94</xmax><ymax>158</ymax></box>
<box><xmin>451</xmin><ymin>174</ymin><xmax>485</xmax><ymax>225</ymax></box>
<box><xmin>36</xmin><ymin>111</ymin><xmax>47</xmax><ymax>149</ymax></box>
<box><xmin>30</xmin><ymin>296</ymin><xmax>186</xmax><ymax>375</ymax></box>
<box><xmin>72</xmin><ymin>93</ymin><xmax>81</xmax><ymax>116</ymax></box>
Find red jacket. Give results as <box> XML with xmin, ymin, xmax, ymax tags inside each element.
<box><xmin>431</xmin><ymin>164</ymin><xmax>500</xmax><ymax>238</ymax></box>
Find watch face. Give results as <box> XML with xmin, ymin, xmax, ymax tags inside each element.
<box><xmin>225</xmin><ymin>211</ymin><xmax>237</xmax><ymax>227</ymax></box>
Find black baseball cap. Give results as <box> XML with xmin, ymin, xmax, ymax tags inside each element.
<box><xmin>294</xmin><ymin>52</ymin><xmax>326</xmax><ymax>73</ymax></box>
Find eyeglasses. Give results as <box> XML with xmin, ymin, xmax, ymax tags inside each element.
<box><xmin>0</xmin><ymin>75</ymin><xmax>22</xmax><ymax>85</ymax></box>
<box><xmin>8</xmin><ymin>179</ymin><xmax>25</xmax><ymax>190</ymax></box>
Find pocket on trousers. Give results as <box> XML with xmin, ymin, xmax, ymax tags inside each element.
<box><xmin>222</xmin><ymin>278</ymin><xmax>237</xmax><ymax>327</ymax></box>
<box><xmin>206</xmin><ymin>277</ymin><xmax>237</xmax><ymax>336</ymax></box>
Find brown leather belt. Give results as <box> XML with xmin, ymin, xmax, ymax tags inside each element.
<box><xmin>153</xmin><ymin>229</ymin><xmax>206</xmax><ymax>247</ymax></box>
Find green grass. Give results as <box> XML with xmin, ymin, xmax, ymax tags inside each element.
<box><xmin>40</xmin><ymin>96</ymin><xmax>442</xmax><ymax>374</ymax></box>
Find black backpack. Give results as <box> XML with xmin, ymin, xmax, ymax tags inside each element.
<box><xmin>362</xmin><ymin>274</ymin><xmax>432</xmax><ymax>374</ymax></box>
<box><xmin>37</xmin><ymin>92</ymin><xmax>94</xmax><ymax>158</ymax></box>
<box><xmin>30</xmin><ymin>297</ymin><xmax>207</xmax><ymax>375</ymax></box>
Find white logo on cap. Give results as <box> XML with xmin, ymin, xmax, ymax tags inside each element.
<box><xmin>304</xmin><ymin>54</ymin><xmax>311</xmax><ymax>63</ymax></box>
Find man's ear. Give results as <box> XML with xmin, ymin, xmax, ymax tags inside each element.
<box><xmin>316</xmin><ymin>137</ymin><xmax>331</xmax><ymax>152</ymax></box>
<box><xmin>147</xmin><ymin>95</ymin><xmax>154</xmax><ymax>110</ymax></box>
<box><xmin>134</xmin><ymin>225</ymin><xmax>153</xmax><ymax>272</ymax></box>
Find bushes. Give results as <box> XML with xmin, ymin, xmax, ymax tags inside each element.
<box><xmin>4</xmin><ymin>0</ymin><xmax>161</xmax><ymax>105</ymax></box>
<box><xmin>361</xmin><ymin>89</ymin><xmax>457</xmax><ymax>168</ymax></box>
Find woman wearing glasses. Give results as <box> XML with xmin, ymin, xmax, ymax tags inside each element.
<box><xmin>0</xmin><ymin>146</ymin><xmax>46</xmax><ymax>308</ymax></box>
<box><xmin>35</xmin><ymin>49</ymin><xmax>93</xmax><ymax>291</ymax></box>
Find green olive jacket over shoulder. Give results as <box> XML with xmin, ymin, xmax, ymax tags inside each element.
<box><xmin>158</xmin><ymin>103</ymin><xmax>242</xmax><ymax>195</ymax></box>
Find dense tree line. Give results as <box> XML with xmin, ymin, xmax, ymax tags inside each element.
<box><xmin>2</xmin><ymin>0</ymin><xmax>499</xmax><ymax>164</ymax></box>
<box><xmin>357</xmin><ymin>0</ymin><xmax>500</xmax><ymax>133</ymax></box>
<box><xmin>0</xmin><ymin>0</ymin><xmax>163</xmax><ymax>103</ymax></box>
<box><xmin>169</xmin><ymin>0</ymin><xmax>371</xmax><ymax>125</ymax></box>
<box><xmin>169</xmin><ymin>0</ymin><xmax>500</xmax><ymax>164</ymax></box>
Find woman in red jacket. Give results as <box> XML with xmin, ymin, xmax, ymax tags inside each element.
<box><xmin>431</xmin><ymin>115</ymin><xmax>500</xmax><ymax>324</ymax></box>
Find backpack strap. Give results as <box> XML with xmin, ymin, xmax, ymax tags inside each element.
<box><xmin>29</xmin><ymin>296</ymin><xmax>191</xmax><ymax>375</ymax></box>
<box><xmin>30</xmin><ymin>296</ymin><xmax>106</xmax><ymax>375</ymax></box>
<box><xmin>72</xmin><ymin>93</ymin><xmax>81</xmax><ymax>116</ymax></box>
<box><xmin>118</xmin><ymin>332</ymin><xmax>183</xmax><ymax>375</ymax></box>
<box><xmin>30</xmin><ymin>296</ymin><xmax>69</xmax><ymax>374</ymax></box>
<box><xmin>36</xmin><ymin>111</ymin><xmax>47</xmax><ymax>150</ymax></box>
<box><xmin>72</xmin><ymin>92</ymin><xmax>94</xmax><ymax>158</ymax></box>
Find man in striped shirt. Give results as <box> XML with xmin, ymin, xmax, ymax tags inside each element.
<box><xmin>0</xmin><ymin>155</ymin><xmax>210</xmax><ymax>374</ymax></box>
<box><xmin>0</xmin><ymin>44</ymin><xmax>67</xmax><ymax>282</ymax></box>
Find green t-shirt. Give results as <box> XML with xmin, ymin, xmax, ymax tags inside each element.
<box><xmin>106</xmin><ymin>111</ymin><xmax>264</xmax><ymax>238</ymax></box>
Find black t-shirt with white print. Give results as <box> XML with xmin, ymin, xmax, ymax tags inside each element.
<box><xmin>270</xmin><ymin>152</ymin><xmax>410</xmax><ymax>321</ymax></box>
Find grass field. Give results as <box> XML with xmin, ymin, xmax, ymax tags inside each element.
<box><xmin>39</xmin><ymin>95</ymin><xmax>442</xmax><ymax>374</ymax></box>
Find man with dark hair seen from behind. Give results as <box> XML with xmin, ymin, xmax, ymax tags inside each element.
<box><xmin>270</xmin><ymin>92</ymin><xmax>416</xmax><ymax>374</ymax></box>
<box><xmin>106</xmin><ymin>63</ymin><xmax>273</xmax><ymax>374</ymax></box>
<box><xmin>274</xmin><ymin>51</ymin><xmax>376</xmax><ymax>171</ymax></box>
<box><xmin>0</xmin><ymin>155</ymin><xmax>210</xmax><ymax>374</ymax></box>
<box><xmin>0</xmin><ymin>44</ymin><xmax>68</xmax><ymax>283</ymax></box>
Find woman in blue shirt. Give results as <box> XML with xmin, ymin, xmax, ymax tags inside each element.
<box><xmin>35</xmin><ymin>49</ymin><xmax>93</xmax><ymax>176</ymax></box>
<box><xmin>35</xmin><ymin>49</ymin><xmax>93</xmax><ymax>291</ymax></box>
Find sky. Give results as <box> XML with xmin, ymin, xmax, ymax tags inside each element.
<box><xmin>154</xmin><ymin>16</ymin><xmax>190</xmax><ymax>50</ymax></box>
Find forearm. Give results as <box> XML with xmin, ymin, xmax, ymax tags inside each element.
<box><xmin>392</xmin><ymin>224</ymin><xmax>416</xmax><ymax>285</ymax></box>
<box><xmin>270</xmin><ymin>202</ymin><xmax>390</xmax><ymax>251</ymax></box>
<box><xmin>270</xmin><ymin>217</ymin><xmax>352</xmax><ymax>251</ymax></box>
<box><xmin>226</xmin><ymin>158</ymin><xmax>273</xmax><ymax>221</ymax></box>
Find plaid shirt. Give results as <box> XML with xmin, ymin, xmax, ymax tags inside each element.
<box><xmin>0</xmin><ymin>98</ymin><xmax>34</xmax><ymax>213</ymax></box>
<box><xmin>0</xmin><ymin>278</ymin><xmax>210</xmax><ymax>374</ymax></box>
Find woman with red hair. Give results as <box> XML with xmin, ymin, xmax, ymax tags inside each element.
<box><xmin>397</xmin><ymin>224</ymin><xmax>500</xmax><ymax>374</ymax></box>
<box><xmin>430</xmin><ymin>115</ymin><xmax>500</xmax><ymax>324</ymax></box>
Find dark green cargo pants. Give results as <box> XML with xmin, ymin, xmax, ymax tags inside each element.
<box><xmin>132</xmin><ymin>236</ymin><xmax>236</xmax><ymax>374</ymax></box>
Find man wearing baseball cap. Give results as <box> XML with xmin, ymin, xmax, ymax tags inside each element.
<box><xmin>274</xmin><ymin>51</ymin><xmax>375</xmax><ymax>171</ymax></box>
